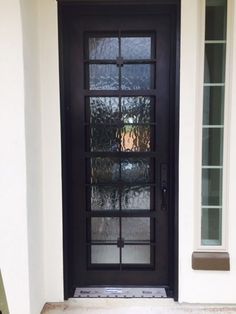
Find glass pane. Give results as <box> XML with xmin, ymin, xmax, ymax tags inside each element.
<box><xmin>202</xmin><ymin>128</ymin><xmax>224</xmax><ymax>166</ymax></box>
<box><xmin>90</xmin><ymin>126</ymin><xmax>119</xmax><ymax>152</ymax></box>
<box><xmin>122</xmin><ymin>218</ymin><xmax>150</xmax><ymax>241</ymax></box>
<box><xmin>121</xmin><ymin>125</ymin><xmax>151</xmax><ymax>152</ymax></box>
<box><xmin>90</xmin><ymin>186</ymin><xmax>119</xmax><ymax>211</ymax></box>
<box><xmin>203</xmin><ymin>86</ymin><xmax>225</xmax><ymax>125</ymax></box>
<box><xmin>121</xmin><ymin>64</ymin><xmax>153</xmax><ymax>90</ymax></box>
<box><xmin>205</xmin><ymin>0</ymin><xmax>227</xmax><ymax>40</ymax></box>
<box><xmin>122</xmin><ymin>245</ymin><xmax>150</xmax><ymax>264</ymax></box>
<box><xmin>90</xmin><ymin>158</ymin><xmax>119</xmax><ymax>183</ymax></box>
<box><xmin>121</xmin><ymin>186</ymin><xmax>151</xmax><ymax>210</ymax></box>
<box><xmin>88</xmin><ymin>97</ymin><xmax>119</xmax><ymax>123</ymax></box>
<box><xmin>91</xmin><ymin>217</ymin><xmax>119</xmax><ymax>241</ymax></box>
<box><xmin>89</xmin><ymin>37</ymin><xmax>119</xmax><ymax>60</ymax></box>
<box><xmin>121</xmin><ymin>158</ymin><xmax>151</xmax><ymax>183</ymax></box>
<box><xmin>121</xmin><ymin>97</ymin><xmax>153</xmax><ymax>123</ymax></box>
<box><xmin>204</xmin><ymin>44</ymin><xmax>226</xmax><ymax>83</ymax></box>
<box><xmin>89</xmin><ymin>64</ymin><xmax>119</xmax><ymax>90</ymax></box>
<box><xmin>121</xmin><ymin>37</ymin><xmax>152</xmax><ymax>59</ymax></box>
<box><xmin>202</xmin><ymin>169</ymin><xmax>223</xmax><ymax>206</ymax></box>
<box><xmin>201</xmin><ymin>208</ymin><xmax>222</xmax><ymax>245</ymax></box>
<box><xmin>91</xmin><ymin>245</ymin><xmax>119</xmax><ymax>264</ymax></box>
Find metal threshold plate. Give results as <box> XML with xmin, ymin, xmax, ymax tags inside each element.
<box><xmin>74</xmin><ymin>287</ymin><xmax>167</xmax><ymax>298</ymax></box>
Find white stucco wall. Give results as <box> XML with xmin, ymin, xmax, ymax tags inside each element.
<box><xmin>0</xmin><ymin>1</ymin><xmax>31</xmax><ymax>314</ymax></box>
<box><xmin>20</xmin><ymin>0</ymin><xmax>45</xmax><ymax>312</ymax></box>
<box><xmin>37</xmin><ymin>0</ymin><xmax>64</xmax><ymax>302</ymax></box>
<box><xmin>179</xmin><ymin>0</ymin><xmax>236</xmax><ymax>303</ymax></box>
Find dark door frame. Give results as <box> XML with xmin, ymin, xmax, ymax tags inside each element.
<box><xmin>57</xmin><ymin>0</ymin><xmax>180</xmax><ymax>301</ymax></box>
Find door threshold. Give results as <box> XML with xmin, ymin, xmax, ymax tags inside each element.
<box><xmin>74</xmin><ymin>287</ymin><xmax>173</xmax><ymax>298</ymax></box>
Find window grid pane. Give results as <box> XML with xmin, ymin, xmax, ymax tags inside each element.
<box><xmin>201</xmin><ymin>0</ymin><xmax>227</xmax><ymax>246</ymax></box>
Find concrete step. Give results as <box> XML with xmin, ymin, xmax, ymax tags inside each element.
<box><xmin>41</xmin><ymin>299</ymin><xmax>236</xmax><ymax>314</ymax></box>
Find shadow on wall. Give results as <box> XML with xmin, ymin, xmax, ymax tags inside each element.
<box><xmin>0</xmin><ymin>270</ymin><xmax>9</xmax><ymax>314</ymax></box>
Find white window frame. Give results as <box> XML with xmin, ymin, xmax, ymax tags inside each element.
<box><xmin>195</xmin><ymin>0</ymin><xmax>233</xmax><ymax>252</ymax></box>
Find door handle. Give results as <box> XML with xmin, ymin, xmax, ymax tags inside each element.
<box><xmin>160</xmin><ymin>163</ymin><xmax>168</xmax><ymax>211</ymax></box>
<box><xmin>161</xmin><ymin>186</ymin><xmax>168</xmax><ymax>211</ymax></box>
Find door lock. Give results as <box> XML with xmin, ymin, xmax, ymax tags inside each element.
<box><xmin>160</xmin><ymin>163</ymin><xmax>168</xmax><ymax>211</ymax></box>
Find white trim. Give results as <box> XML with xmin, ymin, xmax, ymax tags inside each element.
<box><xmin>202</xmin><ymin>205</ymin><xmax>222</xmax><ymax>208</ymax></box>
<box><xmin>205</xmin><ymin>40</ymin><xmax>227</xmax><ymax>43</ymax></box>
<box><xmin>194</xmin><ymin>0</ymin><xmax>206</xmax><ymax>251</ymax></box>
<box><xmin>201</xmin><ymin>166</ymin><xmax>223</xmax><ymax>168</ymax></box>
<box><xmin>196</xmin><ymin>0</ymin><xmax>232</xmax><ymax>251</ymax></box>
<box><xmin>203</xmin><ymin>83</ymin><xmax>225</xmax><ymax>86</ymax></box>
<box><xmin>202</xmin><ymin>125</ymin><xmax>224</xmax><ymax>128</ymax></box>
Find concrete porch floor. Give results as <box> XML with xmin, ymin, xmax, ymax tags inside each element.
<box><xmin>41</xmin><ymin>299</ymin><xmax>236</xmax><ymax>314</ymax></box>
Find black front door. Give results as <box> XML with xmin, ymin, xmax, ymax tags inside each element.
<box><xmin>59</xmin><ymin>2</ymin><xmax>178</xmax><ymax>298</ymax></box>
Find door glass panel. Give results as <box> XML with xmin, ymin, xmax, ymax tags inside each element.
<box><xmin>90</xmin><ymin>186</ymin><xmax>119</xmax><ymax>211</ymax></box>
<box><xmin>121</xmin><ymin>125</ymin><xmax>151</xmax><ymax>152</ymax></box>
<box><xmin>122</xmin><ymin>245</ymin><xmax>150</xmax><ymax>264</ymax></box>
<box><xmin>202</xmin><ymin>169</ymin><xmax>223</xmax><ymax>206</ymax></box>
<box><xmin>89</xmin><ymin>64</ymin><xmax>119</xmax><ymax>90</ymax></box>
<box><xmin>121</xmin><ymin>37</ymin><xmax>152</xmax><ymax>59</ymax></box>
<box><xmin>121</xmin><ymin>64</ymin><xmax>153</xmax><ymax>90</ymax></box>
<box><xmin>89</xmin><ymin>37</ymin><xmax>119</xmax><ymax>60</ymax></box>
<box><xmin>202</xmin><ymin>128</ymin><xmax>223</xmax><ymax>166</ymax></box>
<box><xmin>122</xmin><ymin>218</ymin><xmax>150</xmax><ymax>241</ymax></box>
<box><xmin>204</xmin><ymin>44</ymin><xmax>226</xmax><ymax>83</ymax></box>
<box><xmin>91</xmin><ymin>245</ymin><xmax>119</xmax><ymax>264</ymax></box>
<box><xmin>121</xmin><ymin>97</ymin><xmax>153</xmax><ymax>123</ymax></box>
<box><xmin>90</xmin><ymin>126</ymin><xmax>119</xmax><ymax>152</ymax></box>
<box><xmin>88</xmin><ymin>97</ymin><xmax>119</xmax><ymax>123</ymax></box>
<box><xmin>90</xmin><ymin>158</ymin><xmax>120</xmax><ymax>183</ymax></box>
<box><xmin>121</xmin><ymin>158</ymin><xmax>151</xmax><ymax>183</ymax></box>
<box><xmin>205</xmin><ymin>0</ymin><xmax>227</xmax><ymax>40</ymax></box>
<box><xmin>91</xmin><ymin>217</ymin><xmax>119</xmax><ymax>241</ymax></box>
<box><xmin>121</xmin><ymin>186</ymin><xmax>151</xmax><ymax>210</ymax></box>
<box><xmin>201</xmin><ymin>208</ymin><xmax>222</xmax><ymax>245</ymax></box>
<box><xmin>203</xmin><ymin>86</ymin><xmax>224</xmax><ymax>125</ymax></box>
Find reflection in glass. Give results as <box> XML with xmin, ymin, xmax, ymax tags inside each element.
<box><xmin>201</xmin><ymin>208</ymin><xmax>222</xmax><ymax>245</ymax></box>
<box><xmin>204</xmin><ymin>44</ymin><xmax>226</xmax><ymax>83</ymax></box>
<box><xmin>89</xmin><ymin>37</ymin><xmax>119</xmax><ymax>60</ymax></box>
<box><xmin>90</xmin><ymin>127</ymin><xmax>119</xmax><ymax>152</ymax></box>
<box><xmin>121</xmin><ymin>125</ymin><xmax>151</xmax><ymax>152</ymax></box>
<box><xmin>122</xmin><ymin>218</ymin><xmax>150</xmax><ymax>241</ymax></box>
<box><xmin>202</xmin><ymin>169</ymin><xmax>223</xmax><ymax>206</ymax></box>
<box><xmin>89</xmin><ymin>64</ymin><xmax>119</xmax><ymax>90</ymax></box>
<box><xmin>122</xmin><ymin>245</ymin><xmax>150</xmax><ymax>264</ymax></box>
<box><xmin>121</xmin><ymin>64</ymin><xmax>153</xmax><ymax>90</ymax></box>
<box><xmin>121</xmin><ymin>97</ymin><xmax>152</xmax><ymax>123</ymax></box>
<box><xmin>121</xmin><ymin>158</ymin><xmax>151</xmax><ymax>183</ymax></box>
<box><xmin>203</xmin><ymin>86</ymin><xmax>224</xmax><ymax>125</ymax></box>
<box><xmin>205</xmin><ymin>0</ymin><xmax>227</xmax><ymax>40</ymax></box>
<box><xmin>91</xmin><ymin>245</ymin><xmax>119</xmax><ymax>264</ymax></box>
<box><xmin>202</xmin><ymin>128</ymin><xmax>223</xmax><ymax>166</ymax></box>
<box><xmin>89</xmin><ymin>97</ymin><xmax>119</xmax><ymax>124</ymax></box>
<box><xmin>91</xmin><ymin>217</ymin><xmax>119</xmax><ymax>241</ymax></box>
<box><xmin>91</xmin><ymin>158</ymin><xmax>119</xmax><ymax>183</ymax></box>
<box><xmin>121</xmin><ymin>186</ymin><xmax>151</xmax><ymax>210</ymax></box>
<box><xmin>121</xmin><ymin>37</ymin><xmax>152</xmax><ymax>59</ymax></box>
<box><xmin>91</xmin><ymin>186</ymin><xmax>119</xmax><ymax>211</ymax></box>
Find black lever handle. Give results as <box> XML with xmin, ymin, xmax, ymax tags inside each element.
<box><xmin>160</xmin><ymin>163</ymin><xmax>168</xmax><ymax>211</ymax></box>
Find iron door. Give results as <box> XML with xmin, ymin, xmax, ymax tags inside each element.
<box><xmin>59</xmin><ymin>3</ymin><xmax>178</xmax><ymax>298</ymax></box>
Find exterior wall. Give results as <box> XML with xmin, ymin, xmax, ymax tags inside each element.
<box><xmin>0</xmin><ymin>1</ymin><xmax>31</xmax><ymax>314</ymax></box>
<box><xmin>179</xmin><ymin>0</ymin><xmax>236</xmax><ymax>303</ymax></box>
<box><xmin>20</xmin><ymin>0</ymin><xmax>45</xmax><ymax>312</ymax></box>
<box><xmin>38</xmin><ymin>0</ymin><xmax>64</xmax><ymax>302</ymax></box>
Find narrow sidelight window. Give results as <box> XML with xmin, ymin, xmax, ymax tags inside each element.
<box><xmin>201</xmin><ymin>0</ymin><xmax>227</xmax><ymax>246</ymax></box>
